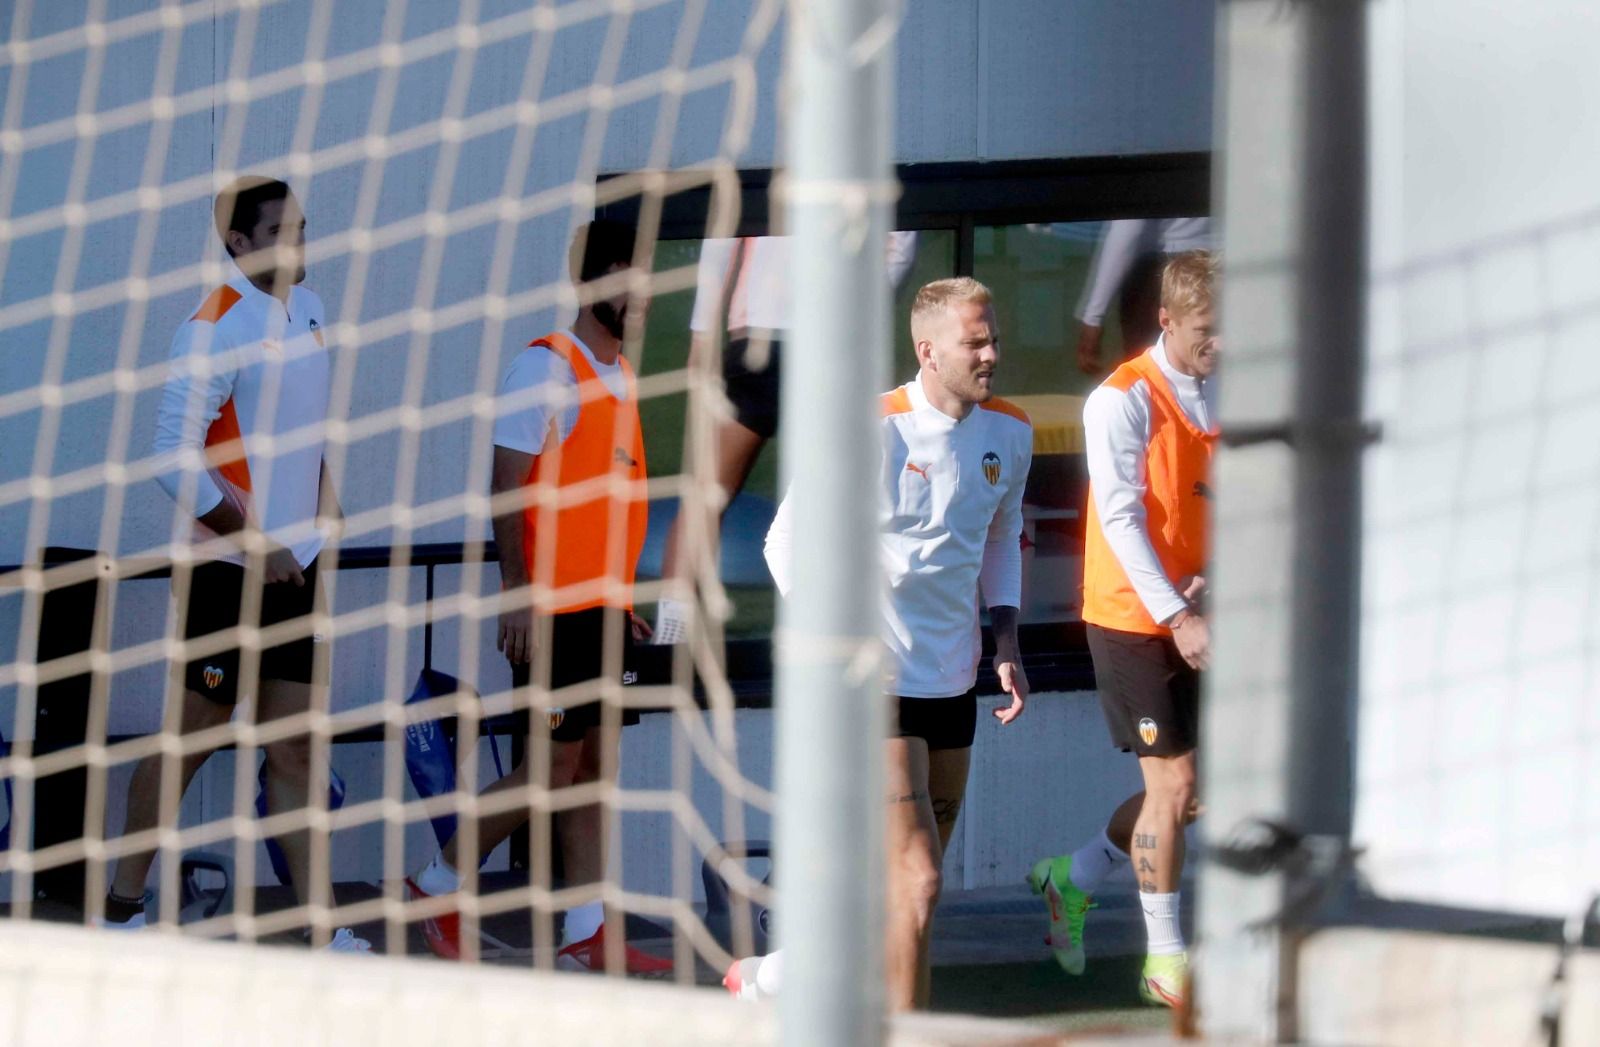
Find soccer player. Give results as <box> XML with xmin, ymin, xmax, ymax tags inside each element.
<box><xmin>727</xmin><ymin>277</ymin><xmax>1033</xmax><ymax>1010</ymax></box>
<box><xmin>108</xmin><ymin>176</ymin><xmax>368</xmax><ymax>951</ymax></box>
<box><xmin>1031</xmin><ymin>251</ymin><xmax>1218</xmax><ymax>1008</ymax></box>
<box><xmin>651</xmin><ymin>232</ymin><xmax>919</xmax><ymax>642</ymax></box>
<box><xmin>406</xmin><ymin>220</ymin><xmax>669</xmax><ymax>975</ymax></box>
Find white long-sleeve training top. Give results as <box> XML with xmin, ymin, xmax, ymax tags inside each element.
<box><xmin>765</xmin><ymin>376</ymin><xmax>1032</xmax><ymax>698</ymax></box>
<box><xmin>1081</xmin><ymin>337</ymin><xmax>1218</xmax><ymax>624</ymax></box>
<box><xmin>151</xmin><ymin>268</ymin><xmax>331</xmax><ymax>569</ymax></box>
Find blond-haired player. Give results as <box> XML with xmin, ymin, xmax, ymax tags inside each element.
<box><xmin>729</xmin><ymin>277</ymin><xmax>1033</xmax><ymax>1010</ymax></box>
<box><xmin>1030</xmin><ymin>252</ymin><xmax>1219</xmax><ymax>1008</ymax></box>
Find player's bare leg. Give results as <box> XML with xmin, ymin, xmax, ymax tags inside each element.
<box><xmin>553</xmin><ymin>729</ymin><xmax>603</xmax><ymax>889</ymax></box>
<box><xmin>255</xmin><ymin>677</ymin><xmax>317</xmax><ymax>910</ymax></box>
<box><xmin>884</xmin><ymin>737</ymin><xmax>943</xmax><ymax>1011</ymax></box>
<box><xmin>726</xmin><ymin>733</ymin><xmax>967</xmax><ymax>1006</ymax></box>
<box><xmin>439</xmin><ymin>737</ymin><xmax>585</xmax><ymax>874</ymax></box>
<box><xmin>1132</xmin><ymin>751</ymin><xmax>1196</xmax><ymax>1007</ymax></box>
<box><xmin>918</xmin><ymin>745</ymin><xmax>970</xmax><ymax>1005</ymax></box>
<box><xmin>1132</xmin><ymin>754</ymin><xmax>1194</xmax><ymax>894</ymax></box>
<box><xmin>1106</xmin><ymin>790</ymin><xmax>1143</xmax><ymax>853</ymax></box>
<box><xmin>110</xmin><ymin>689</ymin><xmax>233</xmax><ymax>903</ymax></box>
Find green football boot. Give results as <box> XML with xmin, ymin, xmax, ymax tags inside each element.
<box><xmin>1026</xmin><ymin>855</ymin><xmax>1094</xmax><ymax>976</ymax></box>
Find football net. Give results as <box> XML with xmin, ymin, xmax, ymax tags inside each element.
<box><xmin>0</xmin><ymin>0</ymin><xmax>799</xmax><ymax>1025</ymax></box>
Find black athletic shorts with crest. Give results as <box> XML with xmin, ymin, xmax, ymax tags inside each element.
<box><xmin>509</xmin><ymin>608</ymin><xmax>645</xmax><ymax>743</ymax></box>
<box><xmin>181</xmin><ymin>560</ymin><xmax>318</xmax><ymax>705</ymax></box>
<box><xmin>1087</xmin><ymin>623</ymin><xmax>1199</xmax><ymax>757</ymax></box>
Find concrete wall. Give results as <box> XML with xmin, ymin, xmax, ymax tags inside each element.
<box><xmin>0</xmin><ymin>0</ymin><xmax>1205</xmax><ymax>891</ymax></box>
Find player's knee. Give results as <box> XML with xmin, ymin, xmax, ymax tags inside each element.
<box><xmin>263</xmin><ymin>736</ymin><xmax>312</xmax><ymax>778</ymax></box>
<box><xmin>900</xmin><ymin>852</ymin><xmax>943</xmax><ymax>922</ymax></box>
<box><xmin>1146</xmin><ymin>759</ymin><xmax>1196</xmax><ymax>821</ymax></box>
<box><xmin>574</xmin><ymin>737</ymin><xmax>602</xmax><ymax>783</ymax></box>
<box><xmin>549</xmin><ymin>741</ymin><xmax>585</xmax><ymax>788</ymax></box>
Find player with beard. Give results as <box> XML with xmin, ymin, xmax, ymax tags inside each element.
<box><xmin>407</xmin><ymin>220</ymin><xmax>669</xmax><ymax>974</ymax></box>
<box><xmin>105</xmin><ymin>176</ymin><xmax>368</xmax><ymax>951</ymax></box>
<box><xmin>726</xmin><ymin>277</ymin><xmax>1033</xmax><ymax>1009</ymax></box>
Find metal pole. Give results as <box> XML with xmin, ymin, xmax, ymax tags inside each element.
<box><xmin>1200</xmin><ymin>0</ymin><xmax>1367</xmax><ymax>1040</ymax></box>
<box><xmin>777</xmin><ymin>0</ymin><xmax>893</xmax><ymax>1043</ymax></box>
<box><xmin>1289</xmin><ymin>0</ymin><xmax>1366</xmax><ymax>844</ymax></box>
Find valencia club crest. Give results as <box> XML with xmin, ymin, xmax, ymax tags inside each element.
<box><xmin>982</xmin><ymin>451</ymin><xmax>1001</xmax><ymax>485</ymax></box>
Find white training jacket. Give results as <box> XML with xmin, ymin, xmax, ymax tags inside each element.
<box><xmin>151</xmin><ymin>268</ymin><xmax>331</xmax><ymax>569</ymax></box>
<box><xmin>765</xmin><ymin>376</ymin><xmax>1032</xmax><ymax>698</ymax></box>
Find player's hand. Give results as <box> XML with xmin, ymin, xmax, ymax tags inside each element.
<box><xmin>499</xmin><ymin>604</ymin><xmax>534</xmax><ymax>664</ymax></box>
<box><xmin>992</xmin><ymin>659</ymin><xmax>1029</xmax><ymax>724</ymax></box>
<box><xmin>1171</xmin><ymin>612</ymin><xmax>1210</xmax><ymax>671</ymax></box>
<box><xmin>1076</xmin><ymin>324</ymin><xmax>1105</xmax><ymax>375</ymax></box>
<box><xmin>1178</xmin><ymin>574</ymin><xmax>1208</xmax><ymax>614</ymax></box>
<box><xmin>263</xmin><ymin>543</ymin><xmax>305</xmax><ymax>587</ymax></box>
<box><xmin>629</xmin><ymin>611</ymin><xmax>653</xmax><ymax>643</ymax></box>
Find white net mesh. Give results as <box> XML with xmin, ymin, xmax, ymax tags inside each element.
<box><xmin>0</xmin><ymin>0</ymin><xmax>787</xmax><ymax>987</ymax></box>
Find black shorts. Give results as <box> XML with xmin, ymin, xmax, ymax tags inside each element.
<box><xmin>180</xmin><ymin>560</ymin><xmax>318</xmax><ymax>705</ymax></box>
<box><xmin>509</xmin><ymin>607</ymin><xmax>643</xmax><ymax>743</ymax></box>
<box><xmin>1087</xmin><ymin>624</ymin><xmax>1199</xmax><ymax>757</ymax></box>
<box><xmin>893</xmin><ymin>689</ymin><xmax>978</xmax><ymax>751</ymax></box>
<box><xmin>722</xmin><ymin>335</ymin><xmax>782</xmax><ymax>439</ymax></box>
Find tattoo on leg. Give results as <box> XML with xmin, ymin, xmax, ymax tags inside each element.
<box><xmin>1136</xmin><ymin>857</ymin><xmax>1156</xmax><ymax>873</ymax></box>
<box><xmin>1140</xmin><ymin>880</ymin><xmax>1158</xmax><ymax>893</ymax></box>
<box><xmin>931</xmin><ymin>797</ymin><xmax>962</xmax><ymax>827</ymax></box>
<box><xmin>1134</xmin><ymin>833</ymin><xmax>1158</xmax><ymax>850</ymax></box>
<box><xmin>888</xmin><ymin>790</ymin><xmax>929</xmax><ymax>805</ymax></box>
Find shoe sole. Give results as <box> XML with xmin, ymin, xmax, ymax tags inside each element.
<box><xmin>1140</xmin><ymin>978</ymin><xmax>1185</xmax><ymax>1009</ymax></box>
<box><xmin>556</xmin><ymin>950</ymin><xmax>674</xmax><ymax>977</ymax></box>
<box><xmin>405</xmin><ymin>878</ymin><xmax>461</xmax><ymax>961</ymax></box>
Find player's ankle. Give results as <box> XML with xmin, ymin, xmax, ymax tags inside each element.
<box><xmin>1140</xmin><ymin>890</ymin><xmax>1185</xmax><ymax>955</ymax></box>
<box><xmin>414</xmin><ymin>853</ymin><xmax>462</xmax><ymax>895</ymax></box>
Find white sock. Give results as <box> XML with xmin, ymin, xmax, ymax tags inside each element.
<box><xmin>1140</xmin><ymin>891</ymin><xmax>1185</xmax><ymax>956</ymax></box>
<box><xmin>653</xmin><ymin>598</ymin><xmax>692</xmax><ymax>645</ymax></box>
<box><xmin>562</xmin><ymin>900</ymin><xmax>604</xmax><ymax>945</ymax></box>
<box><xmin>755</xmin><ymin>949</ymin><xmax>784</xmax><ymax>996</ymax></box>
<box><xmin>415</xmin><ymin>853</ymin><xmax>462</xmax><ymax>896</ymax></box>
<box><xmin>1069</xmin><ymin>829</ymin><xmax>1127</xmax><ymax>893</ymax></box>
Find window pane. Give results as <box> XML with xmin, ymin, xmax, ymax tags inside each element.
<box><xmin>639</xmin><ymin>230</ymin><xmax>957</xmax><ymax>638</ymax></box>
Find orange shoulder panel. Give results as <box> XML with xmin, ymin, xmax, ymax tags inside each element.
<box><xmin>529</xmin><ymin>333</ymin><xmax>572</xmax><ymax>358</ymax></box>
<box><xmin>879</xmin><ymin>387</ymin><xmax>913</xmax><ymax>416</ymax></box>
<box><xmin>978</xmin><ymin>396</ymin><xmax>1030</xmax><ymax>426</ymax></box>
<box><xmin>191</xmin><ymin>285</ymin><xmax>242</xmax><ymax>324</ymax></box>
<box><xmin>1101</xmin><ymin>357</ymin><xmax>1149</xmax><ymax>394</ymax></box>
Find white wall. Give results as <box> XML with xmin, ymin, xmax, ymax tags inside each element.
<box><xmin>0</xmin><ymin>0</ymin><xmax>1206</xmax><ymax>890</ymax></box>
<box><xmin>149</xmin><ymin>693</ymin><xmax>1140</xmax><ymax>899</ymax></box>
<box><xmin>1356</xmin><ymin>0</ymin><xmax>1600</xmax><ymax>916</ymax></box>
